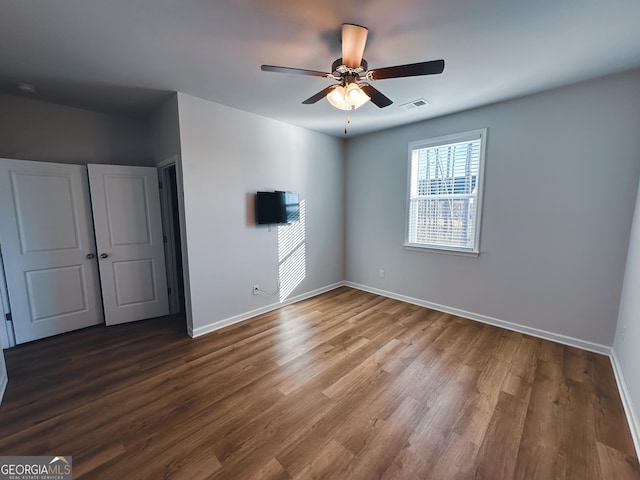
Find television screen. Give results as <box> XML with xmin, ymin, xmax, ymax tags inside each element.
<box><xmin>283</xmin><ymin>191</ymin><xmax>300</xmax><ymax>223</ymax></box>
<box><xmin>256</xmin><ymin>191</ymin><xmax>299</xmax><ymax>225</ymax></box>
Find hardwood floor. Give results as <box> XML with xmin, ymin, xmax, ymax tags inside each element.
<box><xmin>1</xmin><ymin>287</ymin><xmax>638</xmax><ymax>479</ymax></box>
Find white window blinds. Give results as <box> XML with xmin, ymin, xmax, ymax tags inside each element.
<box><xmin>406</xmin><ymin>129</ymin><xmax>486</xmax><ymax>253</ymax></box>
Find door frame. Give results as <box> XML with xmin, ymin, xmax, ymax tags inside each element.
<box><xmin>0</xmin><ymin>249</ymin><xmax>16</xmax><ymax>349</ymax></box>
<box><xmin>0</xmin><ymin>247</ymin><xmax>14</xmax><ymax>348</ymax></box>
<box><xmin>0</xmin><ymin>157</ymin><xmax>191</xmax><ymax>347</ymax></box>
<box><xmin>157</xmin><ymin>157</ymin><xmax>180</xmax><ymax>315</ymax></box>
<box><xmin>156</xmin><ymin>155</ymin><xmax>192</xmax><ymax>333</ymax></box>
<box><xmin>0</xmin><ymin>344</ymin><xmax>6</xmax><ymax>404</ymax></box>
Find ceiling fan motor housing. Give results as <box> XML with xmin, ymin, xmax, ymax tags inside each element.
<box><xmin>260</xmin><ymin>23</ymin><xmax>445</xmax><ymax>110</ymax></box>
<box><xmin>332</xmin><ymin>58</ymin><xmax>368</xmax><ymax>79</ymax></box>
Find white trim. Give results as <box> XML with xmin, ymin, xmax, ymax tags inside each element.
<box><xmin>0</xmin><ymin>365</ymin><xmax>6</xmax><ymax>406</ymax></box>
<box><xmin>165</xmin><ymin>154</ymin><xmax>194</xmax><ymax>336</ymax></box>
<box><xmin>191</xmin><ymin>278</ymin><xmax>610</xmax><ymax>354</ymax></box>
<box><xmin>157</xmin><ymin>159</ymin><xmax>180</xmax><ymax>315</ymax></box>
<box><xmin>345</xmin><ymin>281</ymin><xmax>639</xmax><ymax>460</ymax></box>
<box><xmin>156</xmin><ymin>154</ymin><xmax>179</xmax><ymax>169</ymax></box>
<box><xmin>403</xmin><ymin>243</ymin><xmax>480</xmax><ymax>257</ymax></box>
<box><xmin>344</xmin><ymin>282</ymin><xmax>640</xmax><ymax>458</ymax></box>
<box><xmin>405</xmin><ymin>128</ymin><xmax>488</xmax><ymax>254</ymax></box>
<box><xmin>0</xmin><ymin>324</ymin><xmax>6</xmax><ymax>403</ymax></box>
<box><xmin>344</xmin><ymin>281</ymin><xmax>610</xmax><ymax>355</ymax></box>
<box><xmin>186</xmin><ymin>278</ymin><xmax>640</xmax><ymax>459</ymax></box>
<box><xmin>610</xmin><ymin>350</ymin><xmax>640</xmax><ymax>459</ymax></box>
<box><xmin>0</xmin><ymin>245</ymin><xmax>15</xmax><ymax>349</ymax></box>
<box><xmin>409</xmin><ymin>130</ymin><xmax>485</xmax><ymax>150</ymax></box>
<box><xmin>189</xmin><ymin>282</ymin><xmax>345</xmax><ymax>338</ymax></box>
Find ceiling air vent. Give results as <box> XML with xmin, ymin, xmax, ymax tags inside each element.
<box><xmin>400</xmin><ymin>98</ymin><xmax>430</xmax><ymax>111</ymax></box>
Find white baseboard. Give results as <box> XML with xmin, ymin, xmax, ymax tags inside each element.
<box><xmin>189</xmin><ymin>280</ymin><xmax>610</xmax><ymax>354</ymax></box>
<box><xmin>187</xmin><ymin>280</ymin><xmax>639</xmax><ymax>460</ymax></box>
<box><xmin>189</xmin><ymin>282</ymin><xmax>345</xmax><ymax>338</ymax></box>
<box><xmin>345</xmin><ymin>282</ymin><xmax>611</xmax><ymax>355</ymax></box>
<box><xmin>346</xmin><ymin>281</ymin><xmax>640</xmax><ymax>459</ymax></box>
<box><xmin>610</xmin><ymin>350</ymin><xmax>640</xmax><ymax>459</ymax></box>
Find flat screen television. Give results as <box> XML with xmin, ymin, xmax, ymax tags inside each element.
<box><xmin>256</xmin><ymin>191</ymin><xmax>300</xmax><ymax>225</ymax></box>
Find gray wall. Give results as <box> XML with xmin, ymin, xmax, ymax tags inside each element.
<box><xmin>0</xmin><ymin>94</ymin><xmax>151</xmax><ymax>165</ymax></box>
<box><xmin>146</xmin><ymin>93</ymin><xmax>192</xmax><ymax>327</ymax></box>
<box><xmin>147</xmin><ymin>94</ymin><xmax>181</xmax><ymax>163</ymax></box>
<box><xmin>177</xmin><ymin>93</ymin><xmax>345</xmax><ymax>334</ymax></box>
<box><xmin>345</xmin><ymin>69</ymin><xmax>640</xmax><ymax>347</ymax></box>
<box><xmin>614</xmin><ymin>175</ymin><xmax>640</xmax><ymax>448</ymax></box>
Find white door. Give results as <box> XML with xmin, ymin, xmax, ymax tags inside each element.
<box><xmin>88</xmin><ymin>164</ymin><xmax>169</xmax><ymax>326</ymax></box>
<box><xmin>0</xmin><ymin>159</ymin><xmax>104</xmax><ymax>343</ymax></box>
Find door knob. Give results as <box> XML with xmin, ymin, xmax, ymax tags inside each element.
<box><xmin>86</xmin><ymin>253</ymin><xmax>96</xmax><ymax>259</ymax></box>
<box><xmin>99</xmin><ymin>253</ymin><xmax>109</xmax><ymax>259</ymax></box>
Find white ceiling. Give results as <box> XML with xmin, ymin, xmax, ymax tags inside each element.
<box><xmin>1</xmin><ymin>0</ymin><xmax>640</xmax><ymax>137</ymax></box>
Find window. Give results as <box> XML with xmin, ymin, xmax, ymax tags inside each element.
<box><xmin>405</xmin><ymin>129</ymin><xmax>486</xmax><ymax>254</ymax></box>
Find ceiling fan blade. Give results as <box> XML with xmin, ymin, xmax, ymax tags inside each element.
<box><xmin>369</xmin><ymin>59</ymin><xmax>445</xmax><ymax>80</ymax></box>
<box><xmin>359</xmin><ymin>84</ymin><xmax>393</xmax><ymax>108</ymax></box>
<box><xmin>302</xmin><ymin>85</ymin><xmax>339</xmax><ymax>104</ymax></box>
<box><xmin>342</xmin><ymin>24</ymin><xmax>368</xmax><ymax>68</ymax></box>
<box><xmin>261</xmin><ymin>65</ymin><xmax>330</xmax><ymax>78</ymax></box>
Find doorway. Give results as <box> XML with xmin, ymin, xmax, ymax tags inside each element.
<box><xmin>158</xmin><ymin>161</ymin><xmax>186</xmax><ymax>315</ymax></box>
<box><xmin>0</xmin><ymin>159</ymin><xmax>182</xmax><ymax>345</ymax></box>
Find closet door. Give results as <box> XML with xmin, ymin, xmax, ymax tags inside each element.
<box><xmin>0</xmin><ymin>159</ymin><xmax>103</xmax><ymax>343</ymax></box>
<box><xmin>88</xmin><ymin>164</ymin><xmax>169</xmax><ymax>326</ymax></box>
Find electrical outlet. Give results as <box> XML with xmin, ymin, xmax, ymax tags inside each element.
<box><xmin>379</xmin><ymin>269</ymin><xmax>385</xmax><ymax>278</ymax></box>
<box><xmin>621</xmin><ymin>325</ymin><xmax>627</xmax><ymax>341</ymax></box>
<box><xmin>253</xmin><ymin>285</ymin><xmax>260</xmax><ymax>295</ymax></box>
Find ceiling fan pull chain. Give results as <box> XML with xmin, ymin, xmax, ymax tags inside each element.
<box><xmin>260</xmin><ymin>23</ymin><xmax>446</xmax><ymax>133</ymax></box>
<box><xmin>344</xmin><ymin>109</ymin><xmax>352</xmax><ymax>135</ymax></box>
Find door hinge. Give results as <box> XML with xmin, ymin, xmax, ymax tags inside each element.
<box><xmin>168</xmin><ymin>287</ymin><xmax>172</xmax><ymax>295</ymax></box>
<box><xmin>163</xmin><ymin>235</ymin><xmax>168</xmax><ymax>243</ymax></box>
<box><xmin>5</xmin><ymin>312</ymin><xmax>11</xmax><ymax>322</ymax></box>
<box><xmin>159</xmin><ymin>181</ymin><xmax>163</xmax><ymax>189</ymax></box>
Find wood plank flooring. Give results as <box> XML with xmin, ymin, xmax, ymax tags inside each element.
<box><xmin>0</xmin><ymin>287</ymin><xmax>638</xmax><ymax>479</ymax></box>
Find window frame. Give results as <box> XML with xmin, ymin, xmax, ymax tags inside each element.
<box><xmin>404</xmin><ymin>128</ymin><xmax>487</xmax><ymax>255</ymax></box>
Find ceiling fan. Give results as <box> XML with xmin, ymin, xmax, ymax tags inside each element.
<box><xmin>261</xmin><ymin>23</ymin><xmax>445</xmax><ymax>112</ymax></box>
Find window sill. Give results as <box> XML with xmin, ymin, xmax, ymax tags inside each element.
<box><xmin>403</xmin><ymin>243</ymin><xmax>480</xmax><ymax>257</ymax></box>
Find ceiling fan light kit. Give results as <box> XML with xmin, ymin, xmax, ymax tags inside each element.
<box><xmin>327</xmin><ymin>81</ymin><xmax>370</xmax><ymax>111</ymax></box>
<box><xmin>261</xmin><ymin>23</ymin><xmax>445</xmax><ymax>131</ymax></box>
